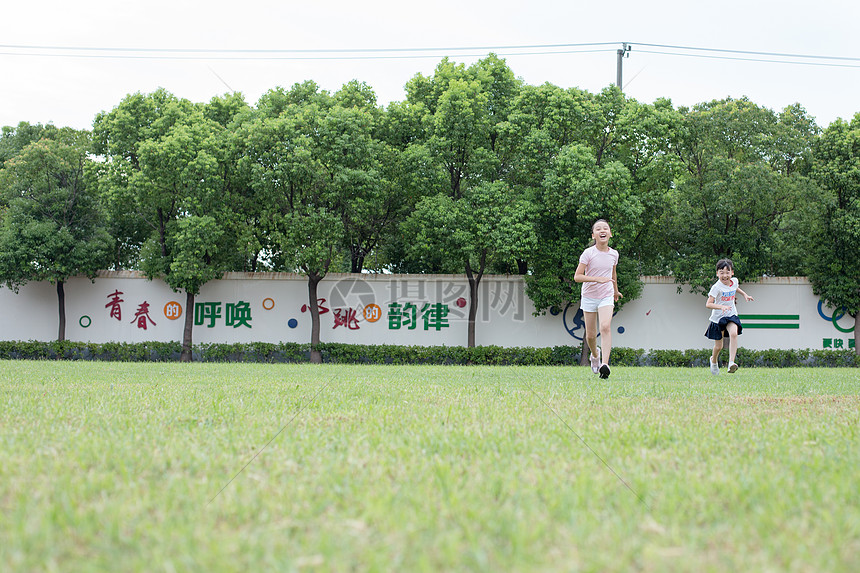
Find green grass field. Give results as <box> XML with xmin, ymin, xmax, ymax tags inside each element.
<box><xmin>1</xmin><ymin>361</ymin><xmax>858</xmax><ymax>572</ymax></box>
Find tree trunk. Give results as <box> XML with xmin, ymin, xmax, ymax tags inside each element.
<box><xmin>349</xmin><ymin>245</ymin><xmax>365</xmax><ymax>274</ymax></box>
<box><xmin>579</xmin><ymin>342</ymin><xmax>590</xmax><ymax>366</ymax></box>
<box><xmin>466</xmin><ymin>275</ymin><xmax>479</xmax><ymax>349</ymax></box>
<box><xmin>181</xmin><ymin>291</ymin><xmax>195</xmax><ymax>362</ymax></box>
<box><xmin>516</xmin><ymin>259</ymin><xmax>528</xmax><ymax>275</ymax></box>
<box><xmin>56</xmin><ymin>280</ymin><xmax>66</xmax><ymax>342</ymax></box>
<box><xmin>308</xmin><ymin>272</ymin><xmax>323</xmax><ymax>364</ymax></box>
<box><xmin>465</xmin><ymin>254</ymin><xmax>486</xmax><ymax>349</ymax></box>
<box><xmin>855</xmin><ymin>313</ymin><xmax>859</xmax><ymax>357</ymax></box>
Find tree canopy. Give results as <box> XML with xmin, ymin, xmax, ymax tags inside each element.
<box><xmin>3</xmin><ymin>54</ymin><xmax>859</xmax><ymax>353</ymax></box>
<box><xmin>807</xmin><ymin>113</ymin><xmax>860</xmax><ymax>349</ymax></box>
<box><xmin>0</xmin><ymin>128</ymin><xmax>112</xmax><ymax>340</ymax></box>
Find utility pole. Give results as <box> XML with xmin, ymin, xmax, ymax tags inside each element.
<box><xmin>616</xmin><ymin>43</ymin><xmax>631</xmax><ymax>90</ymax></box>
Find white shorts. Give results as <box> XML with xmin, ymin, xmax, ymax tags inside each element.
<box><xmin>580</xmin><ymin>296</ymin><xmax>615</xmax><ymax>313</ymax></box>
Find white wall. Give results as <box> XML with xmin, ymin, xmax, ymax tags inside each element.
<box><xmin>0</xmin><ymin>272</ymin><xmax>855</xmax><ymax>350</ymax></box>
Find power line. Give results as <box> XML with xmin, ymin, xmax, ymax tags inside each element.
<box><xmin>637</xmin><ymin>48</ymin><xmax>860</xmax><ymax>69</ymax></box>
<box><xmin>634</xmin><ymin>42</ymin><xmax>860</xmax><ymax>63</ymax></box>
<box><xmin>0</xmin><ymin>47</ymin><xmax>616</xmax><ymax>62</ymax></box>
<box><xmin>0</xmin><ymin>41</ymin><xmax>619</xmax><ymax>55</ymax></box>
<box><xmin>0</xmin><ymin>41</ymin><xmax>857</xmax><ymax>69</ymax></box>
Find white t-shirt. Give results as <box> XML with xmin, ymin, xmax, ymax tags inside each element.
<box><xmin>579</xmin><ymin>245</ymin><xmax>619</xmax><ymax>300</ymax></box>
<box><xmin>708</xmin><ymin>278</ymin><xmax>739</xmax><ymax>323</ymax></box>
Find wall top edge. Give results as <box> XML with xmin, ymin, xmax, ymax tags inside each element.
<box><xmin>89</xmin><ymin>270</ymin><xmax>810</xmax><ymax>285</ymax></box>
<box><xmin>639</xmin><ymin>275</ymin><xmax>810</xmax><ymax>285</ymax></box>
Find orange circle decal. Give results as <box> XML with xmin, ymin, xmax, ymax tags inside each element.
<box><xmin>262</xmin><ymin>297</ymin><xmax>275</xmax><ymax>310</ymax></box>
<box><xmin>163</xmin><ymin>301</ymin><xmax>183</xmax><ymax>320</ymax></box>
<box><xmin>362</xmin><ymin>303</ymin><xmax>382</xmax><ymax>323</ymax></box>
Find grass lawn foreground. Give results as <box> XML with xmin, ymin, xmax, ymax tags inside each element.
<box><xmin>1</xmin><ymin>361</ymin><xmax>858</xmax><ymax>572</ymax></box>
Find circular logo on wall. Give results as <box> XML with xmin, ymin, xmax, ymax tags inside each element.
<box><xmin>818</xmin><ymin>301</ymin><xmax>855</xmax><ymax>333</ymax></box>
<box><xmin>562</xmin><ymin>303</ymin><xmax>586</xmax><ymax>341</ymax></box>
<box><xmin>363</xmin><ymin>303</ymin><xmax>382</xmax><ymax>323</ymax></box>
<box><xmin>164</xmin><ymin>301</ymin><xmax>183</xmax><ymax>320</ymax></box>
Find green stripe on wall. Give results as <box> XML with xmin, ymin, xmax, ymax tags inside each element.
<box><xmin>739</xmin><ymin>314</ymin><xmax>800</xmax><ymax>320</ymax></box>
<box><xmin>739</xmin><ymin>314</ymin><xmax>800</xmax><ymax>329</ymax></box>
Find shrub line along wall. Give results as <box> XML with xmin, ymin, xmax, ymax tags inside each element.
<box><xmin>0</xmin><ymin>341</ymin><xmax>857</xmax><ymax>367</ymax></box>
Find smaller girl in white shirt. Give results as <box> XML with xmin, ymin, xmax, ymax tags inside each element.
<box><xmin>705</xmin><ymin>258</ymin><xmax>755</xmax><ymax>374</ymax></box>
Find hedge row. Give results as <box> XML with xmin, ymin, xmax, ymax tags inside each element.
<box><xmin>0</xmin><ymin>340</ymin><xmax>857</xmax><ymax>367</ymax></box>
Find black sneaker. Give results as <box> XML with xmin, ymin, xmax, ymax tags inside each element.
<box><xmin>598</xmin><ymin>364</ymin><xmax>610</xmax><ymax>379</ymax></box>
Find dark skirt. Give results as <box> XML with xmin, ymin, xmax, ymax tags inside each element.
<box><xmin>705</xmin><ymin>315</ymin><xmax>743</xmax><ymax>340</ymax></box>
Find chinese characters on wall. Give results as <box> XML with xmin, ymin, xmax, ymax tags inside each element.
<box><xmin>106</xmin><ymin>290</ymin><xmax>156</xmax><ymax>330</ymax></box>
<box><xmin>822</xmin><ymin>338</ymin><xmax>856</xmax><ymax>349</ymax></box>
<box><xmin>194</xmin><ymin>301</ymin><xmax>253</xmax><ymax>328</ymax></box>
<box><xmin>97</xmin><ymin>280</ymin><xmax>526</xmax><ymax>335</ymax></box>
<box><xmin>104</xmin><ymin>291</ymin><xmax>255</xmax><ymax>330</ymax></box>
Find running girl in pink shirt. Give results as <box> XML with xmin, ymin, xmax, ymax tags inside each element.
<box><xmin>574</xmin><ymin>219</ymin><xmax>622</xmax><ymax>379</ymax></box>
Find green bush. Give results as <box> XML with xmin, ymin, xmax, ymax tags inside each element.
<box><xmin>197</xmin><ymin>342</ymin><xmax>308</xmax><ymax>363</ymax></box>
<box><xmin>0</xmin><ymin>340</ymin><xmax>857</xmax><ymax>367</ymax></box>
<box><xmin>650</xmin><ymin>349</ymin><xmax>686</xmax><ymax>367</ymax></box>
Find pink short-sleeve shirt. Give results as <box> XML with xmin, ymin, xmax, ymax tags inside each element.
<box><xmin>579</xmin><ymin>245</ymin><xmax>619</xmax><ymax>300</ymax></box>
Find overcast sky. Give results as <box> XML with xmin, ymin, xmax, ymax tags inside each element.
<box><xmin>3</xmin><ymin>0</ymin><xmax>859</xmax><ymax>131</ymax></box>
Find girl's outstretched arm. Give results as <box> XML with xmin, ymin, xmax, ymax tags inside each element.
<box><xmin>737</xmin><ymin>287</ymin><xmax>755</xmax><ymax>302</ymax></box>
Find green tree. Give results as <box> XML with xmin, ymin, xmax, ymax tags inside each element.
<box><xmin>93</xmin><ymin>89</ymin><xmax>234</xmax><ymax>361</ymax></box>
<box><xmin>92</xmin><ymin>89</ymin><xmax>176</xmax><ymax>269</ymax></box>
<box><xmin>278</xmin><ymin>206</ymin><xmax>344</xmax><ymax>363</ymax></box>
<box><xmin>375</xmin><ymin>142</ymin><xmax>447</xmax><ymax>273</ymax></box>
<box><xmin>205</xmin><ymin>92</ymin><xmax>265</xmax><ymax>273</ymax></box>
<box><xmin>525</xmin><ymin>143</ymin><xmax>643</xmax><ymax>316</ymax></box>
<box><xmin>399</xmin><ymin>57</ymin><xmax>530</xmax><ymax>346</ymax></box>
<box><xmin>429</xmin><ymin>76</ymin><xmax>492</xmax><ymax>199</ymax></box>
<box><xmin>405</xmin><ymin>55</ymin><xmax>521</xmax><ymax>199</ymax></box>
<box><xmin>609</xmin><ymin>97</ymin><xmax>678</xmax><ymax>275</ymax></box>
<box><xmin>0</xmin><ymin>129</ymin><xmax>112</xmax><ymax>341</ymax></box>
<box><xmin>498</xmin><ymin>84</ymin><xmax>676</xmax><ymax>277</ymax></box>
<box><xmin>241</xmin><ymin>84</ymin><xmax>343</xmax><ymax>363</ymax></box>
<box><xmin>319</xmin><ymin>85</ymin><xmax>408</xmax><ymax>273</ymax></box>
<box><xmin>807</xmin><ymin>113</ymin><xmax>860</xmax><ymax>353</ymax></box>
<box><xmin>494</xmin><ymin>84</ymin><xmax>647</xmax><ymax>360</ymax></box>
<box><xmin>406</xmin><ymin>181</ymin><xmax>534</xmax><ymax>347</ymax></box>
<box><xmin>0</xmin><ymin>122</ymin><xmax>60</xmax><ymax>169</ymax></box>
<box><xmin>661</xmin><ymin>98</ymin><xmax>810</xmax><ymax>292</ymax></box>
<box><xmin>765</xmin><ymin>104</ymin><xmax>821</xmax><ymax>276</ymax></box>
<box><xmin>495</xmin><ymin>83</ymin><xmax>581</xmax><ymax>275</ymax></box>
<box><xmin>375</xmin><ymin>98</ymin><xmax>446</xmax><ymax>273</ymax></box>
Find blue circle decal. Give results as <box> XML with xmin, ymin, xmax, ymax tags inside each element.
<box><xmin>561</xmin><ymin>303</ymin><xmax>620</xmax><ymax>340</ymax></box>
<box><xmin>562</xmin><ymin>304</ymin><xmax>587</xmax><ymax>341</ymax></box>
